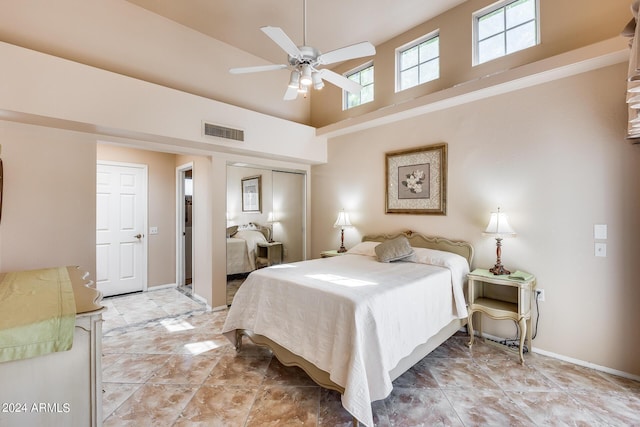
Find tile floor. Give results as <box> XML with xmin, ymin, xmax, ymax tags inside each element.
<box><xmin>101</xmin><ymin>288</ymin><xmax>640</xmax><ymax>426</ymax></box>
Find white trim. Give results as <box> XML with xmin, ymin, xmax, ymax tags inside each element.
<box><xmin>145</xmin><ymin>283</ymin><xmax>177</xmax><ymax>291</ymax></box>
<box><xmin>342</xmin><ymin>61</ymin><xmax>374</xmax><ymax>111</ymax></box>
<box><xmin>191</xmin><ymin>292</ymin><xmax>215</xmax><ymax>311</ymax></box>
<box><xmin>395</xmin><ymin>30</ymin><xmax>440</xmax><ymax>92</ymax></box>
<box><xmin>532</xmin><ymin>348</ymin><xmax>640</xmax><ymax>383</ymax></box>
<box><xmin>478</xmin><ymin>331</ymin><xmax>640</xmax><ymax>382</ymax></box>
<box><xmin>176</xmin><ymin>162</ymin><xmax>194</xmax><ymax>293</ymax></box>
<box><xmin>472</xmin><ymin>0</ymin><xmax>540</xmax><ymax>66</ymax></box>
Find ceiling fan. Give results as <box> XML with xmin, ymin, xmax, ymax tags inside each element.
<box><xmin>229</xmin><ymin>0</ymin><xmax>375</xmax><ymax>100</ymax></box>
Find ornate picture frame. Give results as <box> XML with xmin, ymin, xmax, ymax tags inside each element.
<box><xmin>385</xmin><ymin>143</ymin><xmax>447</xmax><ymax>215</ymax></box>
<box><xmin>241</xmin><ymin>175</ymin><xmax>262</xmax><ymax>213</ymax></box>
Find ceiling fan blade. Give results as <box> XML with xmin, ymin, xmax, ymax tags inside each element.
<box><xmin>283</xmin><ymin>86</ymin><xmax>299</xmax><ymax>101</ymax></box>
<box><xmin>229</xmin><ymin>64</ymin><xmax>288</xmax><ymax>74</ymax></box>
<box><xmin>319</xmin><ymin>69</ymin><xmax>363</xmax><ymax>94</ymax></box>
<box><xmin>261</xmin><ymin>26</ymin><xmax>303</xmax><ymax>60</ymax></box>
<box><xmin>317</xmin><ymin>41</ymin><xmax>376</xmax><ymax>65</ymax></box>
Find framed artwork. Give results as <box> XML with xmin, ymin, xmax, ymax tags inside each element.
<box><xmin>241</xmin><ymin>175</ymin><xmax>262</xmax><ymax>213</ymax></box>
<box><xmin>385</xmin><ymin>143</ymin><xmax>447</xmax><ymax>215</ymax></box>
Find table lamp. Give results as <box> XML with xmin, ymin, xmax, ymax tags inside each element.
<box><xmin>483</xmin><ymin>207</ymin><xmax>516</xmax><ymax>275</ymax></box>
<box><xmin>333</xmin><ymin>210</ymin><xmax>352</xmax><ymax>253</ymax></box>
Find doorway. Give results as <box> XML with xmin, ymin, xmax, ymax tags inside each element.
<box><xmin>96</xmin><ymin>161</ymin><xmax>148</xmax><ymax>297</ymax></box>
<box><xmin>177</xmin><ymin>163</ymin><xmax>194</xmax><ymax>295</ymax></box>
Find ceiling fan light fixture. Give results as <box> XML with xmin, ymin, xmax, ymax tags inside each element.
<box><xmin>288</xmin><ymin>71</ymin><xmax>301</xmax><ymax>88</ymax></box>
<box><xmin>300</xmin><ymin>64</ymin><xmax>313</xmax><ymax>86</ymax></box>
<box><xmin>312</xmin><ymin>72</ymin><xmax>324</xmax><ymax>90</ymax></box>
<box><xmin>297</xmin><ymin>83</ymin><xmax>308</xmax><ymax>94</ymax></box>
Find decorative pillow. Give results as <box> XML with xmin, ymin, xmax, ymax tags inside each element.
<box><xmin>226</xmin><ymin>225</ymin><xmax>238</xmax><ymax>238</ymax></box>
<box><xmin>346</xmin><ymin>241</ymin><xmax>380</xmax><ymax>257</ymax></box>
<box><xmin>374</xmin><ymin>235</ymin><xmax>415</xmax><ymax>263</ymax></box>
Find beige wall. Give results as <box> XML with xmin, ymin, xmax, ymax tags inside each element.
<box><xmin>0</xmin><ymin>121</ymin><xmax>96</xmax><ymax>277</ymax></box>
<box><xmin>97</xmin><ymin>144</ymin><xmax>177</xmax><ymax>288</ymax></box>
<box><xmin>310</xmin><ymin>0</ymin><xmax>631</xmax><ymax>127</ymax></box>
<box><xmin>311</xmin><ymin>62</ymin><xmax>640</xmax><ymax>377</ymax></box>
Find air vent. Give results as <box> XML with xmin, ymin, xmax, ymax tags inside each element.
<box><xmin>203</xmin><ymin>122</ymin><xmax>244</xmax><ymax>142</ymax></box>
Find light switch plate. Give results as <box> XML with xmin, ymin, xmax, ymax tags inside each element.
<box><xmin>149</xmin><ymin>227</ymin><xmax>158</xmax><ymax>235</ymax></box>
<box><xmin>595</xmin><ymin>242</ymin><xmax>607</xmax><ymax>257</ymax></box>
<box><xmin>594</xmin><ymin>224</ymin><xmax>607</xmax><ymax>240</ymax></box>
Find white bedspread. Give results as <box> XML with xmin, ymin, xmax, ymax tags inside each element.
<box><xmin>222</xmin><ymin>252</ymin><xmax>469</xmax><ymax>427</ymax></box>
<box><xmin>226</xmin><ymin>230</ymin><xmax>267</xmax><ymax>274</ymax></box>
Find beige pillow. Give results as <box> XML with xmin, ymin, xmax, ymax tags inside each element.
<box><xmin>374</xmin><ymin>235</ymin><xmax>415</xmax><ymax>263</ymax></box>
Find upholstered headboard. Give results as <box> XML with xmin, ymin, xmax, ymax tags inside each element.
<box><xmin>362</xmin><ymin>230</ymin><xmax>474</xmax><ymax>266</ymax></box>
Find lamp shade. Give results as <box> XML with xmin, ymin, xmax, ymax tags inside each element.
<box><xmin>483</xmin><ymin>209</ymin><xmax>516</xmax><ymax>237</ymax></box>
<box><xmin>288</xmin><ymin>70</ymin><xmax>300</xmax><ymax>88</ymax></box>
<box><xmin>334</xmin><ymin>210</ymin><xmax>352</xmax><ymax>229</ymax></box>
<box><xmin>300</xmin><ymin>64</ymin><xmax>313</xmax><ymax>86</ymax></box>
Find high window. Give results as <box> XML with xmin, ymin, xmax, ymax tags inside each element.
<box><xmin>396</xmin><ymin>32</ymin><xmax>440</xmax><ymax>92</ymax></box>
<box><xmin>344</xmin><ymin>63</ymin><xmax>374</xmax><ymax>110</ymax></box>
<box><xmin>474</xmin><ymin>0</ymin><xmax>539</xmax><ymax>65</ymax></box>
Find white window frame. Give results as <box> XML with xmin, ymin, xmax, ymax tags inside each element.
<box><xmin>395</xmin><ymin>30</ymin><xmax>440</xmax><ymax>92</ymax></box>
<box><xmin>472</xmin><ymin>0</ymin><xmax>540</xmax><ymax>66</ymax></box>
<box><xmin>342</xmin><ymin>62</ymin><xmax>374</xmax><ymax>110</ymax></box>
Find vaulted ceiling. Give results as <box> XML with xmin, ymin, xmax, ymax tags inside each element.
<box><xmin>127</xmin><ymin>0</ymin><xmax>467</xmax><ymax>66</ymax></box>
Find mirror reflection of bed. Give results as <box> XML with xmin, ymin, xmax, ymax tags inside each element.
<box><xmin>226</xmin><ymin>224</ymin><xmax>270</xmax><ymax>304</ymax></box>
<box><xmin>226</xmin><ymin>165</ymin><xmax>306</xmax><ymax>304</ymax></box>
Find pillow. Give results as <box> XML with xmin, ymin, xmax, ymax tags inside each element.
<box><xmin>226</xmin><ymin>225</ymin><xmax>238</xmax><ymax>238</ymax></box>
<box><xmin>238</xmin><ymin>223</ymin><xmax>258</xmax><ymax>230</ymax></box>
<box><xmin>374</xmin><ymin>235</ymin><xmax>415</xmax><ymax>263</ymax></box>
<box><xmin>411</xmin><ymin>247</ymin><xmax>469</xmax><ymax>271</ymax></box>
<box><xmin>346</xmin><ymin>241</ymin><xmax>380</xmax><ymax>257</ymax></box>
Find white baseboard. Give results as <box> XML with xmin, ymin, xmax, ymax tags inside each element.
<box><xmin>532</xmin><ymin>347</ymin><xmax>640</xmax><ymax>382</ymax></box>
<box><xmin>477</xmin><ymin>331</ymin><xmax>640</xmax><ymax>382</ymax></box>
<box><xmin>190</xmin><ymin>292</ymin><xmax>214</xmax><ymax>311</ymax></box>
<box><xmin>146</xmin><ymin>283</ymin><xmax>177</xmax><ymax>291</ymax></box>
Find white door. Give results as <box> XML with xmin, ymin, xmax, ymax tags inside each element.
<box><xmin>96</xmin><ymin>162</ymin><xmax>147</xmax><ymax>297</ymax></box>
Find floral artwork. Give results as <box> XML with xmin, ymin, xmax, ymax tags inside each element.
<box><xmin>385</xmin><ymin>143</ymin><xmax>447</xmax><ymax>215</ymax></box>
<box><xmin>398</xmin><ymin>164</ymin><xmax>430</xmax><ymax>199</ymax></box>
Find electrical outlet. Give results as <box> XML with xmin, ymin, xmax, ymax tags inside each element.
<box><xmin>536</xmin><ymin>289</ymin><xmax>545</xmax><ymax>302</ymax></box>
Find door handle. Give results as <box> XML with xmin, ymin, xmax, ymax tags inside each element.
<box><xmin>134</xmin><ymin>234</ymin><xmax>143</xmax><ymax>239</ymax></box>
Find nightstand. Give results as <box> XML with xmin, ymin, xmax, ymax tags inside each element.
<box><xmin>467</xmin><ymin>268</ymin><xmax>536</xmax><ymax>364</ymax></box>
<box><xmin>320</xmin><ymin>250</ymin><xmax>346</xmax><ymax>258</ymax></box>
<box><xmin>256</xmin><ymin>241</ymin><xmax>283</xmax><ymax>267</ymax></box>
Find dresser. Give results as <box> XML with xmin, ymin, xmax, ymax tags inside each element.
<box><xmin>0</xmin><ymin>266</ymin><xmax>104</xmax><ymax>427</ymax></box>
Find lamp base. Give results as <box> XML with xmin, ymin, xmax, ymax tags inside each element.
<box><xmin>337</xmin><ymin>228</ymin><xmax>347</xmax><ymax>253</ymax></box>
<box><xmin>489</xmin><ymin>263</ymin><xmax>511</xmax><ymax>275</ymax></box>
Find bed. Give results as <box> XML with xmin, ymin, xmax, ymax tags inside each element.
<box><xmin>226</xmin><ymin>224</ymin><xmax>270</xmax><ymax>275</ymax></box>
<box><xmin>222</xmin><ymin>231</ymin><xmax>474</xmax><ymax>426</ymax></box>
